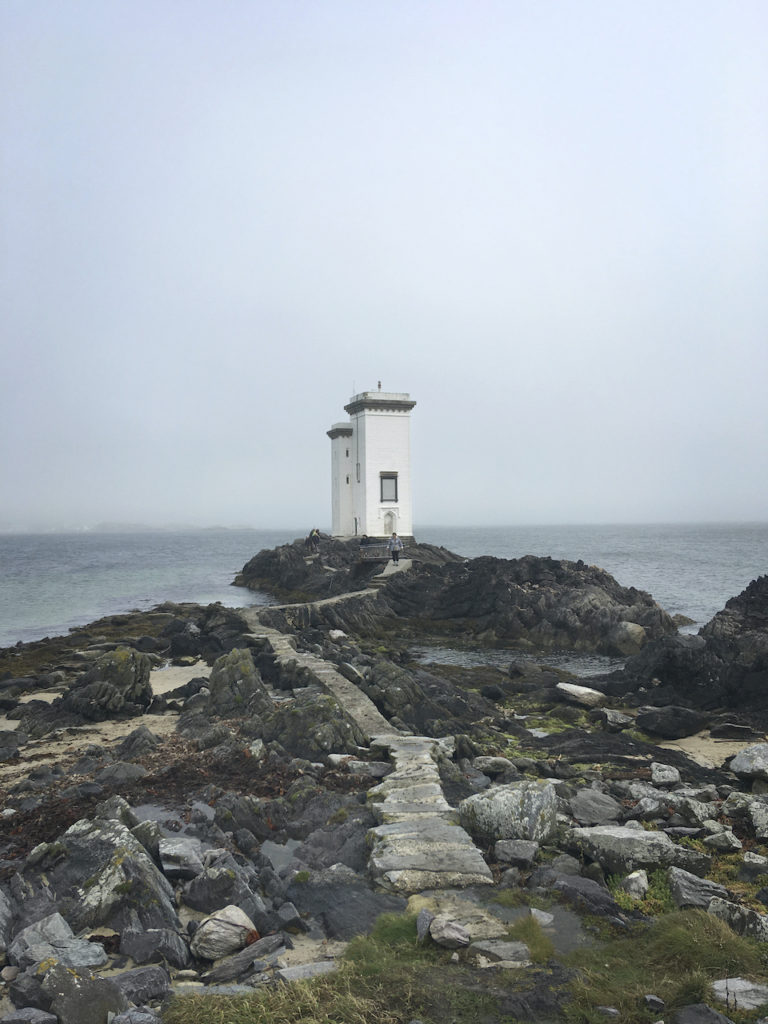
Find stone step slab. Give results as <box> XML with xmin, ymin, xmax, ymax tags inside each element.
<box><xmin>371</xmin><ymin>803</ymin><xmax>460</xmax><ymax>825</ymax></box>
<box><xmin>378</xmin><ymin>866</ymin><xmax>493</xmax><ymax>892</ymax></box>
<box><xmin>369</xmin><ymin>781</ymin><xmax>446</xmax><ymax>801</ymax></box>
<box><xmin>371</xmin><ymin>848</ymin><xmax>490</xmax><ymax>875</ymax></box>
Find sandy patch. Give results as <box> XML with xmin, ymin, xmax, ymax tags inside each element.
<box><xmin>150</xmin><ymin>660</ymin><xmax>208</xmax><ymax>696</ymax></box>
<box><xmin>0</xmin><ymin>661</ymin><xmax>207</xmax><ymax>785</ymax></box>
<box><xmin>278</xmin><ymin>934</ymin><xmax>348</xmax><ymax>968</ymax></box>
<box><xmin>659</xmin><ymin>731</ymin><xmax>767</xmax><ymax>770</ymax></box>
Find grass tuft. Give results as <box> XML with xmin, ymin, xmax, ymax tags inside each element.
<box><xmin>608</xmin><ymin>868</ymin><xmax>675</xmax><ymax>916</ymax></box>
<box><xmin>564</xmin><ymin>909</ymin><xmax>768</xmax><ymax>1023</ymax></box>
<box><xmin>505</xmin><ymin>914</ymin><xmax>556</xmax><ymax>962</ymax></box>
<box><xmin>161</xmin><ymin>912</ymin><xmax>499</xmax><ymax>1024</ymax></box>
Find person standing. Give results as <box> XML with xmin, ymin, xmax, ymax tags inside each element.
<box><xmin>387</xmin><ymin>532</ymin><xmax>404</xmax><ymax>564</ymax></box>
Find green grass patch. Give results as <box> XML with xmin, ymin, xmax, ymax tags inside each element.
<box><xmin>505</xmin><ymin>914</ymin><xmax>556</xmax><ymax>963</ymax></box>
<box><xmin>488</xmin><ymin>888</ymin><xmax>529</xmax><ymax>910</ymax></box>
<box><xmin>677</xmin><ymin>835</ymin><xmax>708</xmax><ymax>853</ymax></box>
<box><xmin>161</xmin><ymin>913</ymin><xmax>503</xmax><ymax>1024</ymax></box>
<box><xmin>705</xmin><ymin>854</ymin><xmax>768</xmax><ymax>912</ymax></box>
<box><xmin>622</xmin><ymin>728</ymin><xmax>655</xmax><ymax>745</ymax></box>
<box><xmin>608</xmin><ymin>869</ymin><xmax>675</xmax><ymax>916</ymax></box>
<box><xmin>564</xmin><ymin>909</ymin><xmax>768</xmax><ymax>1024</ymax></box>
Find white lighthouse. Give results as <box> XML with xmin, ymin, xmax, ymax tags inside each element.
<box><xmin>328</xmin><ymin>386</ymin><xmax>416</xmax><ymax>538</ymax></box>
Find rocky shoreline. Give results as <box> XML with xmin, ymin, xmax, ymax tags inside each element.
<box><xmin>1</xmin><ymin>537</ymin><xmax>767</xmax><ymax>1023</ymax></box>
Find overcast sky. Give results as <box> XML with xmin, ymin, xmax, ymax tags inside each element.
<box><xmin>2</xmin><ymin>1</ymin><xmax>767</xmax><ymax>531</ymax></box>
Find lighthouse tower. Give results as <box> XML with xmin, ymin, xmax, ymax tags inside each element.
<box><xmin>328</xmin><ymin>386</ymin><xmax>416</xmax><ymax>538</ymax></box>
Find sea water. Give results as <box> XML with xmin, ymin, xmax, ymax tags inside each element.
<box><xmin>0</xmin><ymin>528</ymin><xmax>297</xmax><ymax>648</ymax></box>
<box><xmin>0</xmin><ymin>523</ymin><xmax>766</xmax><ymax>650</ymax></box>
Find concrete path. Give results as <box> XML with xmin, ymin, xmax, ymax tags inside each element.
<box><xmin>241</xmin><ymin>622</ymin><xmax>392</xmax><ymax>739</ymax></box>
<box><xmin>366</xmin><ymin>734</ymin><xmax>493</xmax><ymax>893</ymax></box>
<box><xmin>368</xmin><ymin>558</ymin><xmax>412</xmax><ymax>586</ymax></box>
<box><xmin>241</xmin><ymin>557</ymin><xmax>413</xmax><ymax>618</ymax></box>
<box><xmin>240</xmin><ymin>586</ymin><xmax>492</xmax><ymax>895</ymax></box>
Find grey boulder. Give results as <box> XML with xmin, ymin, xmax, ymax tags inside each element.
<box><xmin>667</xmin><ymin>867</ymin><xmax>728</xmax><ymax>909</ymax></box>
<box><xmin>460</xmin><ymin>781</ymin><xmax>558</xmax><ymax>842</ymax></box>
<box><xmin>569</xmin><ymin>788</ymin><xmax>622</xmax><ymax>826</ymax></box>
<box><xmin>569</xmin><ymin>825</ymin><xmax>711</xmax><ymax>876</ymax></box>
<box><xmin>41</xmin><ymin>962</ymin><xmax>129</xmax><ymax>1024</ymax></box>
<box><xmin>730</xmin><ymin>744</ymin><xmax>768</xmax><ymax>782</ymax></box>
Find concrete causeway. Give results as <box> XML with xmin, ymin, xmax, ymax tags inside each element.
<box><xmin>242</xmin><ymin>621</ymin><xmax>392</xmax><ymax>738</ymax></box>
<box><xmin>367</xmin><ymin>734</ymin><xmax>493</xmax><ymax>893</ymax></box>
<box><xmin>241</xmin><ymin>597</ymin><xmax>493</xmax><ymax>895</ymax></box>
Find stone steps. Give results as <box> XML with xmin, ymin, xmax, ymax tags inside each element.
<box><xmin>367</xmin><ymin>735</ymin><xmax>493</xmax><ymax>893</ymax></box>
<box><xmin>239</xmin><ymin>622</ymin><xmax>492</xmax><ymax>895</ymax></box>
<box><xmin>368</xmin><ymin>558</ymin><xmax>412</xmax><ymax>586</ymax></box>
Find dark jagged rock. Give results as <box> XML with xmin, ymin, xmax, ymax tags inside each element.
<box><xmin>552</xmin><ymin>874</ymin><xmax>626</xmax><ymax>919</ymax></box>
<box><xmin>285</xmin><ymin>864</ymin><xmax>407</xmax><ymax>939</ymax></box>
<box><xmin>200</xmin><ymin>932</ymin><xmax>285</xmax><ymax>985</ymax></box>
<box><xmin>25</xmin><ymin>817</ymin><xmax>179</xmax><ymax>934</ymax></box>
<box><xmin>534</xmin><ymin>727</ymin><xmax>733</xmax><ymax>785</ymax></box>
<box><xmin>259</xmin><ymin>690</ymin><xmax>368</xmax><ymax>761</ymax></box>
<box><xmin>63</xmin><ymin>648</ymin><xmax>153</xmax><ymax>717</ymax></box>
<box><xmin>241</xmin><ymin>539</ymin><xmax>676</xmax><ymax>656</ymax></box>
<box><xmin>110</xmin><ymin>965</ymin><xmax>171</xmax><ymax>1006</ymax></box>
<box><xmin>114</xmin><ymin>724</ymin><xmax>162</xmax><ymax>759</ymax></box>
<box><xmin>381</xmin><ymin>555</ymin><xmax>675</xmax><ymax>654</ymax></box>
<box><xmin>358</xmin><ymin>660</ymin><xmax>497</xmax><ymax>737</ymax></box>
<box><xmin>11</xmin><ymin>648</ymin><xmax>154</xmax><ymax>739</ymax></box>
<box><xmin>206</xmin><ymin>648</ymin><xmax>272</xmax><ymax>718</ymax></box>
<box><xmin>182</xmin><ymin>850</ymin><xmax>262</xmax><ymax>914</ymax></box>
<box><xmin>42</xmin><ymin>961</ymin><xmax>130</xmax><ymax>1024</ymax></box>
<box><xmin>293</xmin><ymin>807</ymin><xmax>376</xmax><ymax>872</ymax></box>
<box><xmin>634</xmin><ymin>705</ymin><xmax>710</xmax><ymax>739</ymax></box>
<box><xmin>235</xmin><ymin>536</ymin><xmax>463</xmax><ymax>603</ymax></box>
<box><xmin>157</xmin><ymin>603</ymin><xmax>252</xmax><ymax>661</ymax></box>
<box><xmin>119</xmin><ymin>927</ymin><xmax>190</xmax><ymax>969</ymax></box>
<box><xmin>608</xmin><ymin>575</ymin><xmax>768</xmax><ymax>716</ymax></box>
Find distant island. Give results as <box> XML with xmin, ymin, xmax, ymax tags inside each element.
<box><xmin>0</xmin><ymin>522</ymin><xmax>267</xmax><ymax>535</ymax></box>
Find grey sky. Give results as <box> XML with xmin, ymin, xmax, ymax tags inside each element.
<box><xmin>2</xmin><ymin>1</ymin><xmax>767</xmax><ymax>530</ymax></box>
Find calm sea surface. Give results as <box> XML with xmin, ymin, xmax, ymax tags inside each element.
<box><xmin>0</xmin><ymin>523</ymin><xmax>766</xmax><ymax>650</ymax></box>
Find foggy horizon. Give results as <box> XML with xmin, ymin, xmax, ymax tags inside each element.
<box><xmin>1</xmin><ymin>516</ymin><xmax>766</xmax><ymax>537</ymax></box>
<box><xmin>3</xmin><ymin>2</ymin><xmax>767</xmax><ymax>532</ymax></box>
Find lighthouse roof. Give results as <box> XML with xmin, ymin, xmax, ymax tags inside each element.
<box><xmin>344</xmin><ymin>391</ymin><xmax>416</xmax><ymax>415</ymax></box>
<box><xmin>327</xmin><ymin>422</ymin><xmax>353</xmax><ymax>439</ymax></box>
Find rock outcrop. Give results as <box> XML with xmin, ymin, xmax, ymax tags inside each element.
<box><xmin>607</xmin><ymin>575</ymin><xmax>768</xmax><ymax>716</ymax></box>
<box><xmin>235</xmin><ymin>535</ymin><xmax>463</xmax><ymax>602</ymax></box>
<box><xmin>381</xmin><ymin>554</ymin><xmax>676</xmax><ymax>653</ymax></box>
<box><xmin>238</xmin><ymin>538</ymin><xmax>676</xmax><ymax>656</ymax></box>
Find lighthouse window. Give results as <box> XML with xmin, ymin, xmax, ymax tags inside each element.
<box><xmin>380</xmin><ymin>473</ymin><xmax>398</xmax><ymax>502</ymax></box>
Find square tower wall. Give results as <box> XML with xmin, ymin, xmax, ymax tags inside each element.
<box><xmin>329</xmin><ymin>390</ymin><xmax>415</xmax><ymax>538</ymax></box>
<box><xmin>355</xmin><ymin>407</ymin><xmax>413</xmax><ymax>537</ymax></box>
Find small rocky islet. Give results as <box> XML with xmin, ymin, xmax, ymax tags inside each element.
<box><xmin>0</xmin><ymin>536</ymin><xmax>767</xmax><ymax>1023</ymax></box>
